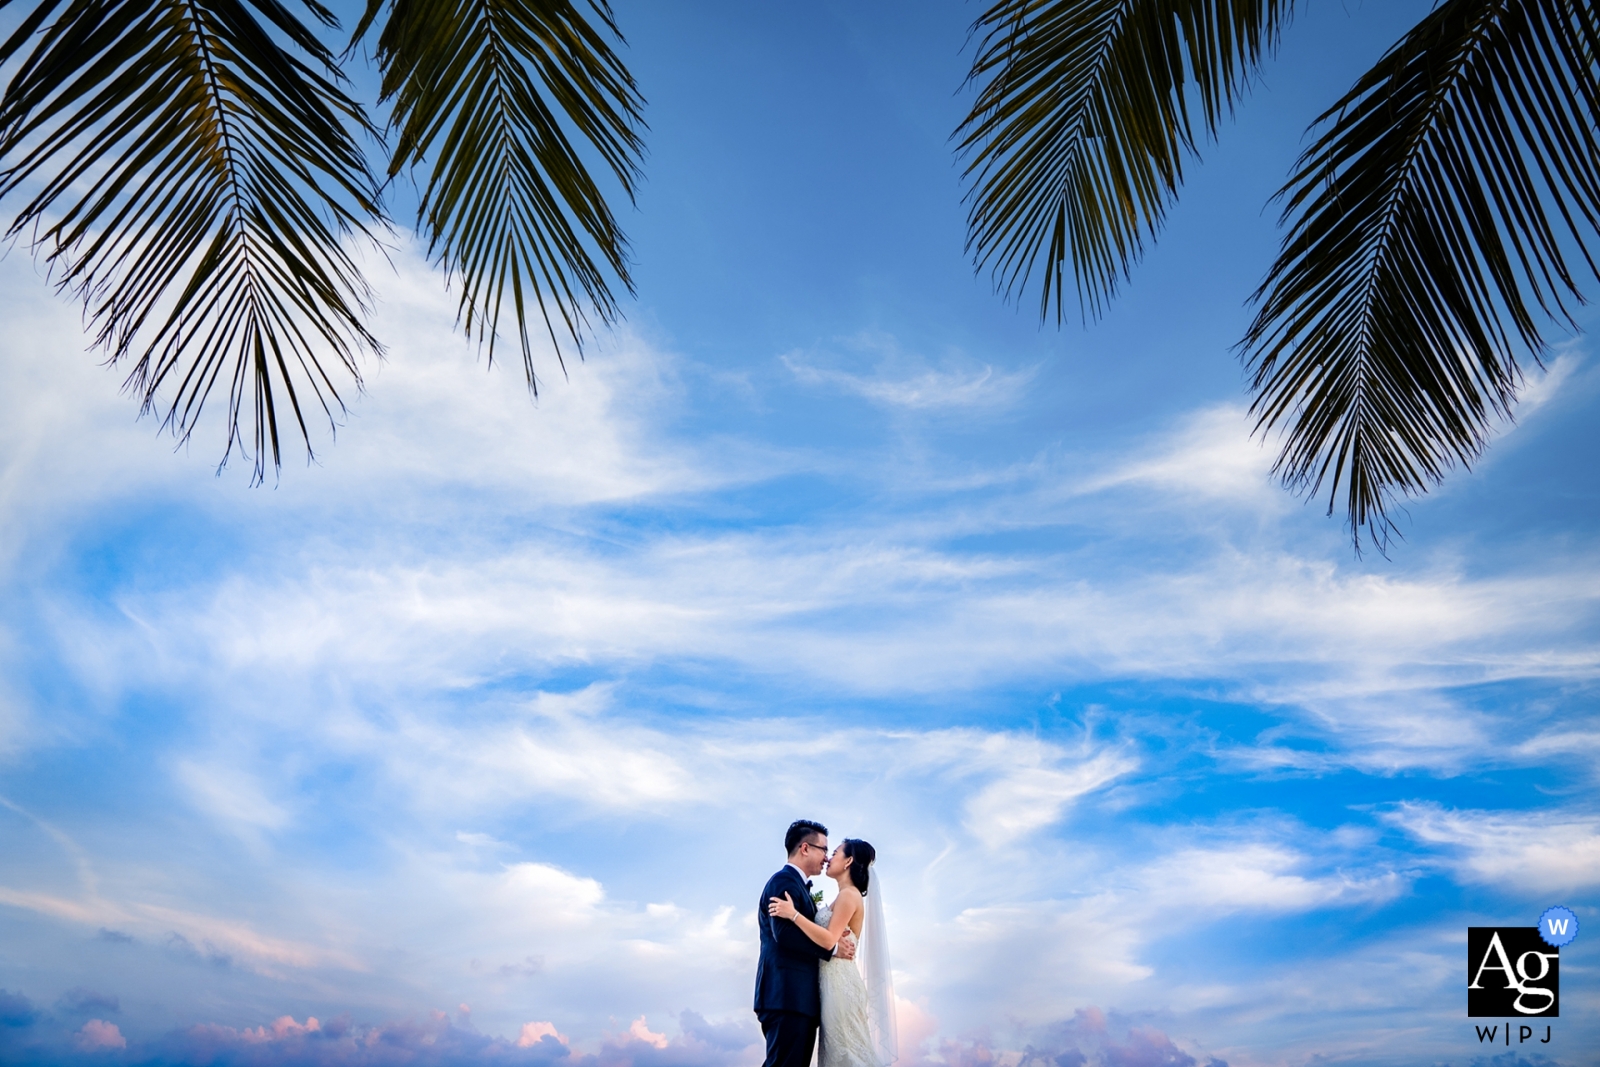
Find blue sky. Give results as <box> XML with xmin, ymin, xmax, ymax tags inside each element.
<box><xmin>1</xmin><ymin>2</ymin><xmax>1597</xmax><ymax>1066</ymax></box>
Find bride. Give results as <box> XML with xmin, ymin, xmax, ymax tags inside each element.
<box><xmin>768</xmin><ymin>838</ymin><xmax>897</xmax><ymax>1067</ymax></box>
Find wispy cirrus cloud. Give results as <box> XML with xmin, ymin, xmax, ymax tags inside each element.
<box><xmin>57</xmin><ymin>525</ymin><xmax>1599</xmax><ymax>779</ymax></box>
<box><xmin>0</xmin><ymin>883</ymin><xmax>368</xmax><ymax>977</ymax></box>
<box><xmin>3</xmin><ymin>236</ymin><xmax>1599</xmax><ymax>1067</ymax></box>
<box><xmin>781</xmin><ymin>331</ymin><xmax>1037</xmax><ymax>412</ymax></box>
<box><xmin>1082</xmin><ymin>404</ymin><xmax>1279</xmax><ymax>506</ymax></box>
<box><xmin>1380</xmin><ymin>801</ymin><xmax>1600</xmax><ymax>893</ymax></box>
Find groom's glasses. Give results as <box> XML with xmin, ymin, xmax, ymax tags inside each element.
<box><xmin>802</xmin><ymin>841</ymin><xmax>827</xmax><ymax>856</ymax></box>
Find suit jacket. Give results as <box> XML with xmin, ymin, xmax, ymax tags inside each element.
<box><xmin>754</xmin><ymin>865</ymin><xmax>832</xmax><ymax>1018</ymax></box>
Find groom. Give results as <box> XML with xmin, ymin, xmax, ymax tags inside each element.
<box><xmin>755</xmin><ymin>819</ymin><xmax>855</xmax><ymax>1067</ymax></box>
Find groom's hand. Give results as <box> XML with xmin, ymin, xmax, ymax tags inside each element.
<box><xmin>834</xmin><ymin>936</ymin><xmax>856</xmax><ymax>960</ymax></box>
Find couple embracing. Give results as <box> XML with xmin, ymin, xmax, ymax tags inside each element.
<box><xmin>755</xmin><ymin>819</ymin><xmax>897</xmax><ymax>1067</ymax></box>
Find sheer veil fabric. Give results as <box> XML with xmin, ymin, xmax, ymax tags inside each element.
<box><xmin>861</xmin><ymin>872</ymin><xmax>898</xmax><ymax>1066</ymax></box>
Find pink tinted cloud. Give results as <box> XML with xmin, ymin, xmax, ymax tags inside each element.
<box><xmin>895</xmin><ymin>996</ymin><xmax>940</xmax><ymax>1062</ymax></box>
<box><xmin>240</xmin><ymin>1017</ymin><xmax>322</xmax><ymax>1044</ymax></box>
<box><xmin>624</xmin><ymin>1017</ymin><xmax>668</xmax><ymax>1049</ymax></box>
<box><xmin>908</xmin><ymin>1008</ymin><xmax>1226</xmax><ymax>1067</ymax></box>
<box><xmin>74</xmin><ymin>1019</ymin><xmax>126</xmax><ymax>1051</ymax></box>
<box><xmin>0</xmin><ymin>995</ymin><xmax>760</xmax><ymax>1067</ymax></box>
<box><xmin>130</xmin><ymin>1007</ymin><xmax>760</xmax><ymax>1066</ymax></box>
<box><xmin>517</xmin><ymin>1022</ymin><xmax>567</xmax><ymax>1047</ymax></box>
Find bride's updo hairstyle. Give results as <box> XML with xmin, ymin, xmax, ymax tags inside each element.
<box><xmin>841</xmin><ymin>839</ymin><xmax>875</xmax><ymax>895</ymax></box>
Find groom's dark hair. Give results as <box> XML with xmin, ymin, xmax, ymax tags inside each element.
<box><xmin>785</xmin><ymin>819</ymin><xmax>828</xmax><ymax>856</ymax></box>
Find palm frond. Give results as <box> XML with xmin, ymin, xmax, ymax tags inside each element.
<box><xmin>358</xmin><ymin>0</ymin><xmax>644</xmax><ymax>391</ymax></box>
<box><xmin>0</xmin><ymin>0</ymin><xmax>383</xmax><ymax>482</ymax></box>
<box><xmin>955</xmin><ymin>0</ymin><xmax>1291</xmax><ymax>320</ymax></box>
<box><xmin>1242</xmin><ymin>0</ymin><xmax>1600</xmax><ymax>551</ymax></box>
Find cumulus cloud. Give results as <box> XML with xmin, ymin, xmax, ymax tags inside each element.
<box><xmin>906</xmin><ymin>1008</ymin><xmax>1226</xmax><ymax>1067</ymax></box>
<box><xmin>6</xmin><ymin>1004</ymin><xmax>749</xmax><ymax>1067</ymax></box>
<box><xmin>112</xmin><ymin>1009</ymin><xmax>752</xmax><ymax>1067</ymax></box>
<box><xmin>150</xmin><ymin>1012</ymin><xmax>573</xmax><ymax>1066</ymax></box>
<box><xmin>72</xmin><ymin>1019</ymin><xmax>125</xmax><ymax>1051</ymax></box>
<box><xmin>517</xmin><ymin>1021</ymin><xmax>566</xmax><ymax>1047</ymax></box>
<box><xmin>624</xmin><ymin>1017</ymin><xmax>668</xmax><ymax>1049</ymax></box>
<box><xmin>0</xmin><ymin>708</ymin><xmax>1141</xmax><ymax>1046</ymax></box>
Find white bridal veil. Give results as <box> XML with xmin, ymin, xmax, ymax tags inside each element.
<box><xmin>860</xmin><ymin>870</ymin><xmax>899</xmax><ymax>1066</ymax></box>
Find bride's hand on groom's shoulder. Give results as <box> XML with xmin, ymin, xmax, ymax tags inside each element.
<box><xmin>767</xmin><ymin>892</ymin><xmax>798</xmax><ymax>921</ymax></box>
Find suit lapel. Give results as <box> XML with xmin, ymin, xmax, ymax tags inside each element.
<box><xmin>777</xmin><ymin>866</ymin><xmax>808</xmax><ymax>920</ymax></box>
<box><xmin>793</xmin><ymin>868</ymin><xmax>816</xmax><ymax>920</ymax></box>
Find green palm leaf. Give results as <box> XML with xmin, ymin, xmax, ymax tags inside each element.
<box><xmin>356</xmin><ymin>0</ymin><xmax>645</xmax><ymax>390</ymax></box>
<box><xmin>0</xmin><ymin>0</ymin><xmax>383</xmax><ymax>482</ymax></box>
<box><xmin>955</xmin><ymin>0</ymin><xmax>1291</xmax><ymax>320</ymax></box>
<box><xmin>1243</xmin><ymin>0</ymin><xmax>1600</xmax><ymax>550</ymax></box>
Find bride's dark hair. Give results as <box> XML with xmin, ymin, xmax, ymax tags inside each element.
<box><xmin>841</xmin><ymin>839</ymin><xmax>875</xmax><ymax>895</ymax></box>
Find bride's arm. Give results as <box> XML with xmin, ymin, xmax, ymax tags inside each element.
<box><xmin>768</xmin><ymin>890</ymin><xmax>859</xmax><ymax>950</ymax></box>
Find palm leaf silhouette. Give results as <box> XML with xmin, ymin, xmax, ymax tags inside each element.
<box><xmin>356</xmin><ymin>0</ymin><xmax>645</xmax><ymax>391</ymax></box>
<box><xmin>1244</xmin><ymin>0</ymin><xmax>1600</xmax><ymax>549</ymax></box>
<box><xmin>956</xmin><ymin>0</ymin><xmax>1291</xmax><ymax>321</ymax></box>
<box><xmin>0</xmin><ymin>0</ymin><xmax>382</xmax><ymax>482</ymax></box>
<box><xmin>961</xmin><ymin>0</ymin><xmax>1600</xmax><ymax>549</ymax></box>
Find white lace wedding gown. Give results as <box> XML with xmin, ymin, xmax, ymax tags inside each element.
<box><xmin>815</xmin><ymin>906</ymin><xmax>878</xmax><ymax>1067</ymax></box>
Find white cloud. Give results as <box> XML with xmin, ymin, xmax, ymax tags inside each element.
<box><xmin>0</xmin><ymin>242</ymin><xmax>741</xmax><ymax>548</ymax></box>
<box><xmin>74</xmin><ymin>1018</ymin><xmax>125</xmax><ymax>1051</ymax></box>
<box><xmin>936</xmin><ymin>900</ymin><xmax>1154</xmax><ymax>1016</ymax></box>
<box><xmin>7</xmin><ymin>248</ymin><xmax>1599</xmax><ymax>779</ymax></box>
<box><xmin>961</xmin><ymin>749</ymin><xmax>1136</xmax><ymax>843</ymax></box>
<box><xmin>0</xmin><ymin>885</ymin><xmax>366</xmax><ymax>976</ymax></box>
<box><xmin>55</xmin><ymin>524</ymin><xmax>1600</xmax><ymax>740</ymax></box>
<box><xmin>782</xmin><ymin>337</ymin><xmax>1037</xmax><ymax>412</ymax></box>
<box><xmin>884</xmin><ymin>821</ymin><xmax>1410</xmax><ymax>1037</ymax></box>
<box><xmin>516</xmin><ymin>1020</ymin><xmax>567</xmax><ymax>1047</ymax></box>
<box><xmin>1381</xmin><ymin>801</ymin><xmax>1600</xmax><ymax>893</ymax></box>
<box><xmin>5</xmin><ymin>241</ymin><xmax>1600</xmax><ymax>1064</ymax></box>
<box><xmin>496</xmin><ymin>862</ymin><xmax>606</xmax><ymax>924</ymax></box>
<box><xmin>1507</xmin><ymin>348</ymin><xmax>1582</xmax><ymax>421</ymax></box>
<box><xmin>1085</xmin><ymin>404</ymin><xmax>1278</xmax><ymax>506</ymax></box>
<box><xmin>175</xmin><ymin>759</ymin><xmax>291</xmax><ymax>834</ymax></box>
<box><xmin>382</xmin><ymin>687</ymin><xmax>702</xmax><ymax>812</ymax></box>
<box><xmin>1139</xmin><ymin>843</ymin><xmax>1405</xmax><ymax>911</ymax></box>
<box><xmin>1514</xmin><ymin>728</ymin><xmax>1600</xmax><ymax>761</ymax></box>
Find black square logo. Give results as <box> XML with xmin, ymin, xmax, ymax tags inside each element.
<box><xmin>1468</xmin><ymin>927</ymin><xmax>1559</xmax><ymax>1017</ymax></box>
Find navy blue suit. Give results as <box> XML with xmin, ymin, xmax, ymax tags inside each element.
<box><xmin>754</xmin><ymin>865</ymin><xmax>832</xmax><ymax>1067</ymax></box>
